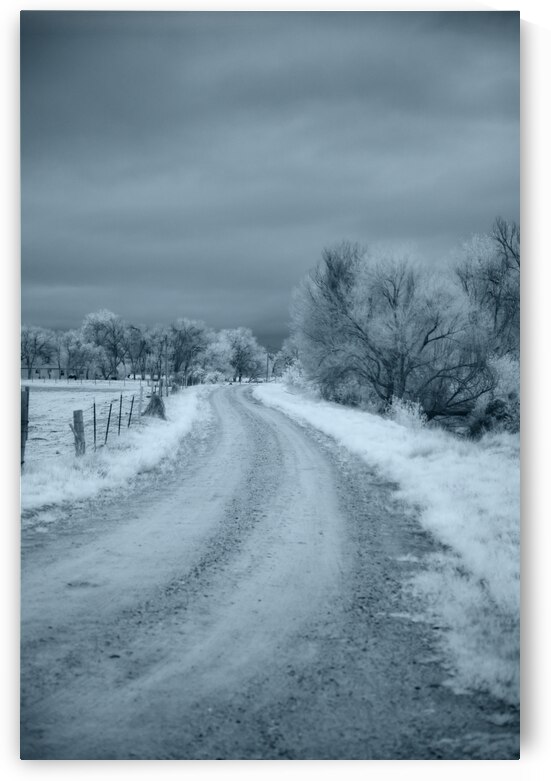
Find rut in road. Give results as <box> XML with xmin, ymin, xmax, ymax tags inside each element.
<box><xmin>20</xmin><ymin>386</ymin><xmax>519</xmax><ymax>759</ymax></box>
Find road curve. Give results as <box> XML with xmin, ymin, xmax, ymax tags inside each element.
<box><xmin>20</xmin><ymin>385</ymin><xmax>519</xmax><ymax>759</ymax></box>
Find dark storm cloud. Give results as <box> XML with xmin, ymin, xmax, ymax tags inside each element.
<box><xmin>21</xmin><ymin>11</ymin><xmax>519</xmax><ymax>345</ymax></box>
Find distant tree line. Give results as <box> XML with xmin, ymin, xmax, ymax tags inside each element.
<box><xmin>21</xmin><ymin>217</ymin><xmax>519</xmax><ymax>434</ymax></box>
<box><xmin>21</xmin><ymin>312</ymin><xmax>267</xmax><ymax>386</ymax></box>
<box><xmin>286</xmin><ymin>218</ymin><xmax>519</xmax><ymax>433</ymax></box>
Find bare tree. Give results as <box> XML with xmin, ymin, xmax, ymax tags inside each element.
<box><xmin>21</xmin><ymin>325</ymin><xmax>54</xmax><ymax>379</ymax></box>
<box><xmin>145</xmin><ymin>325</ymin><xmax>169</xmax><ymax>381</ymax></box>
<box><xmin>170</xmin><ymin>318</ymin><xmax>209</xmax><ymax>386</ymax></box>
<box><xmin>48</xmin><ymin>331</ymin><xmax>62</xmax><ymax>377</ymax></box>
<box><xmin>292</xmin><ymin>244</ymin><xmax>495</xmax><ymax>419</ymax></box>
<box><xmin>125</xmin><ymin>324</ymin><xmax>150</xmax><ymax>380</ymax></box>
<box><xmin>492</xmin><ymin>216</ymin><xmax>520</xmax><ymax>269</ymax></box>
<box><xmin>455</xmin><ymin>218</ymin><xmax>520</xmax><ymax>358</ymax></box>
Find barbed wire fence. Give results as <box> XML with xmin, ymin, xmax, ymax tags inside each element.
<box><xmin>69</xmin><ymin>388</ymin><xmax>145</xmax><ymax>456</ymax></box>
<box><xmin>21</xmin><ymin>379</ymin><xmax>179</xmax><ymax>466</ymax></box>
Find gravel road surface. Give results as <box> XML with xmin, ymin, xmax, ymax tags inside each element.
<box><xmin>20</xmin><ymin>385</ymin><xmax>519</xmax><ymax>759</ymax></box>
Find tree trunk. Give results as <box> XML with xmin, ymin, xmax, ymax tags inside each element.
<box><xmin>142</xmin><ymin>393</ymin><xmax>166</xmax><ymax>420</ymax></box>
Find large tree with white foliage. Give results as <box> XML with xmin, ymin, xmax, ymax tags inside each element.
<box><xmin>82</xmin><ymin>309</ymin><xmax>127</xmax><ymax>379</ymax></box>
<box><xmin>62</xmin><ymin>330</ymin><xmax>100</xmax><ymax>378</ymax></box>
<box><xmin>222</xmin><ymin>327</ymin><xmax>265</xmax><ymax>383</ymax></box>
<box><xmin>291</xmin><ymin>242</ymin><xmax>495</xmax><ymax>419</ymax></box>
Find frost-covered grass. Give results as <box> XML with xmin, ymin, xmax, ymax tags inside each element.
<box><xmin>21</xmin><ymin>382</ymin><xmax>212</xmax><ymax>518</ymax></box>
<box><xmin>254</xmin><ymin>383</ymin><xmax>520</xmax><ymax>705</ymax></box>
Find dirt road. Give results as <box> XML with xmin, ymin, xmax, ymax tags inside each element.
<box><xmin>20</xmin><ymin>386</ymin><xmax>519</xmax><ymax>759</ymax></box>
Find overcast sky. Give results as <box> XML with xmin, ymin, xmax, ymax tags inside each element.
<box><xmin>21</xmin><ymin>11</ymin><xmax>519</xmax><ymax>348</ymax></box>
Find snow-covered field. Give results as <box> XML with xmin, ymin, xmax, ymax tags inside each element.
<box><xmin>254</xmin><ymin>383</ymin><xmax>520</xmax><ymax>706</ymax></box>
<box><xmin>21</xmin><ymin>379</ymin><xmax>212</xmax><ymax>518</ymax></box>
<box><xmin>21</xmin><ymin>378</ymin><xmax>143</xmax><ymax>463</ymax></box>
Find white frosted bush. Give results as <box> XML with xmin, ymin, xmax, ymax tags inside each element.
<box><xmin>386</xmin><ymin>396</ymin><xmax>428</xmax><ymax>429</ymax></box>
<box><xmin>204</xmin><ymin>371</ymin><xmax>226</xmax><ymax>384</ymax></box>
<box><xmin>281</xmin><ymin>362</ymin><xmax>318</xmax><ymax>396</ymax></box>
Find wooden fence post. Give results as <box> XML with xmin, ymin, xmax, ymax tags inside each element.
<box><xmin>138</xmin><ymin>386</ymin><xmax>143</xmax><ymax>418</ymax></box>
<box><xmin>93</xmin><ymin>402</ymin><xmax>97</xmax><ymax>451</ymax></box>
<box><xmin>21</xmin><ymin>387</ymin><xmax>29</xmax><ymax>467</ymax></box>
<box><xmin>69</xmin><ymin>410</ymin><xmax>86</xmax><ymax>456</ymax></box>
<box><xmin>128</xmin><ymin>395</ymin><xmax>135</xmax><ymax>428</ymax></box>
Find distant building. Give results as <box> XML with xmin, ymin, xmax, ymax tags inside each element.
<box><xmin>20</xmin><ymin>364</ymin><xmax>64</xmax><ymax>380</ymax></box>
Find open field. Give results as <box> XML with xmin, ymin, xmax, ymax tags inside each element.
<box><xmin>21</xmin><ymin>379</ymin><xmax>145</xmax><ymax>463</ymax></box>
